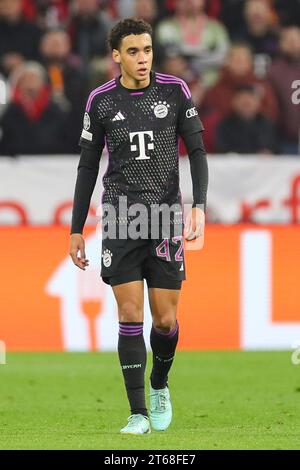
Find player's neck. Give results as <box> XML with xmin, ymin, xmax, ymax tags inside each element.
<box><xmin>120</xmin><ymin>71</ymin><xmax>151</xmax><ymax>90</ymax></box>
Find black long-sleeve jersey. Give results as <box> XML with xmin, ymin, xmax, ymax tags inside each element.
<box><xmin>71</xmin><ymin>71</ymin><xmax>208</xmax><ymax>234</ymax></box>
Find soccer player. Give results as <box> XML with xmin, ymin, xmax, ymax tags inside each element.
<box><xmin>70</xmin><ymin>18</ymin><xmax>208</xmax><ymax>435</ymax></box>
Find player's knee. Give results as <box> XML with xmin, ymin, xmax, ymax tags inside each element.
<box><xmin>118</xmin><ymin>301</ymin><xmax>143</xmax><ymax>323</ymax></box>
<box><xmin>153</xmin><ymin>315</ymin><xmax>176</xmax><ymax>333</ymax></box>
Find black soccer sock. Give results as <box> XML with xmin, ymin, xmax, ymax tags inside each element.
<box><xmin>150</xmin><ymin>321</ymin><xmax>179</xmax><ymax>390</ymax></box>
<box><xmin>118</xmin><ymin>322</ymin><xmax>148</xmax><ymax>417</ymax></box>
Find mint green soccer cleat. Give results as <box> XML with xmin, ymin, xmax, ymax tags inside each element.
<box><xmin>120</xmin><ymin>414</ymin><xmax>151</xmax><ymax>435</ymax></box>
<box><xmin>149</xmin><ymin>385</ymin><xmax>172</xmax><ymax>431</ymax></box>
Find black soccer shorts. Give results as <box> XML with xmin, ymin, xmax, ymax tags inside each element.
<box><xmin>100</xmin><ymin>234</ymin><xmax>186</xmax><ymax>290</ymax></box>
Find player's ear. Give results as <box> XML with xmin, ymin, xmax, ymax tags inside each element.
<box><xmin>112</xmin><ymin>49</ymin><xmax>121</xmax><ymax>64</ymax></box>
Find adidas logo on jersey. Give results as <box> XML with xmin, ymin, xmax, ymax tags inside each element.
<box><xmin>112</xmin><ymin>111</ymin><xmax>125</xmax><ymax>121</ymax></box>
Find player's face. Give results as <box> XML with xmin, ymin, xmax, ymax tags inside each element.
<box><xmin>113</xmin><ymin>33</ymin><xmax>153</xmax><ymax>84</ymax></box>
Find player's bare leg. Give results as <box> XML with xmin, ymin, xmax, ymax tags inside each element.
<box><xmin>112</xmin><ymin>280</ymin><xmax>144</xmax><ymax>323</ymax></box>
<box><xmin>112</xmin><ymin>281</ymin><xmax>150</xmax><ymax>434</ymax></box>
<box><xmin>148</xmin><ymin>287</ymin><xmax>180</xmax><ymax>332</ymax></box>
<box><xmin>147</xmin><ymin>287</ymin><xmax>181</xmax><ymax>430</ymax></box>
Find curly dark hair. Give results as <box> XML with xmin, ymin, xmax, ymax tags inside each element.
<box><xmin>107</xmin><ymin>18</ymin><xmax>153</xmax><ymax>51</ymax></box>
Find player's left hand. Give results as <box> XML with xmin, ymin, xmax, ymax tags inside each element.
<box><xmin>184</xmin><ymin>206</ymin><xmax>205</xmax><ymax>248</ymax></box>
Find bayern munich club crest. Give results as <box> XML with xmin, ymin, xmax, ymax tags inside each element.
<box><xmin>83</xmin><ymin>112</ymin><xmax>91</xmax><ymax>130</ymax></box>
<box><xmin>102</xmin><ymin>249</ymin><xmax>113</xmax><ymax>268</ymax></box>
<box><xmin>151</xmin><ymin>101</ymin><xmax>170</xmax><ymax>118</ymax></box>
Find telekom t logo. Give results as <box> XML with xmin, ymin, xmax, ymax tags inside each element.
<box><xmin>130</xmin><ymin>131</ymin><xmax>154</xmax><ymax>160</ymax></box>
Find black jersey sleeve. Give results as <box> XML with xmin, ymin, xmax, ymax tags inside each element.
<box><xmin>182</xmin><ymin>132</ymin><xmax>208</xmax><ymax>211</ymax></box>
<box><xmin>70</xmin><ymin>147</ymin><xmax>102</xmax><ymax>235</ymax></box>
<box><xmin>79</xmin><ymin>97</ymin><xmax>106</xmax><ymax>151</ymax></box>
<box><xmin>177</xmin><ymin>83</ymin><xmax>204</xmax><ymax>137</ymax></box>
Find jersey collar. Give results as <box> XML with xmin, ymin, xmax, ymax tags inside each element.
<box><xmin>116</xmin><ymin>70</ymin><xmax>156</xmax><ymax>97</ymax></box>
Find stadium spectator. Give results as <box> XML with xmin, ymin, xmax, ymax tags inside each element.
<box><xmin>68</xmin><ymin>0</ymin><xmax>113</xmax><ymax>64</ymax></box>
<box><xmin>205</xmin><ymin>44</ymin><xmax>279</xmax><ymax>123</ymax></box>
<box><xmin>267</xmin><ymin>26</ymin><xmax>300</xmax><ymax>155</ymax></box>
<box><xmin>115</xmin><ymin>0</ymin><xmax>135</xmax><ymax>19</ymax></box>
<box><xmin>159</xmin><ymin>55</ymin><xmax>196</xmax><ymax>83</ymax></box>
<box><xmin>134</xmin><ymin>0</ymin><xmax>159</xmax><ymax>27</ymax></box>
<box><xmin>115</xmin><ymin>0</ymin><xmax>159</xmax><ymax>25</ymax></box>
<box><xmin>155</xmin><ymin>0</ymin><xmax>230</xmax><ymax>86</ymax></box>
<box><xmin>158</xmin><ymin>0</ymin><xmax>222</xmax><ymax>19</ymax></box>
<box><xmin>22</xmin><ymin>0</ymin><xmax>70</xmax><ymax>28</ymax></box>
<box><xmin>0</xmin><ymin>0</ymin><xmax>42</xmax><ymax>77</ymax></box>
<box><xmin>216</xmin><ymin>84</ymin><xmax>277</xmax><ymax>154</ymax></box>
<box><xmin>0</xmin><ymin>62</ymin><xmax>70</xmax><ymax>155</ymax></box>
<box><xmin>40</xmin><ymin>29</ymin><xmax>87</xmax><ymax>151</ymax></box>
<box><xmin>234</xmin><ymin>0</ymin><xmax>279</xmax><ymax>58</ymax></box>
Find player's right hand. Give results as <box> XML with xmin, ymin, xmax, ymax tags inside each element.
<box><xmin>69</xmin><ymin>234</ymin><xmax>89</xmax><ymax>270</ymax></box>
<box><xmin>184</xmin><ymin>207</ymin><xmax>205</xmax><ymax>249</ymax></box>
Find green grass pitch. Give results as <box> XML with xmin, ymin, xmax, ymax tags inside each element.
<box><xmin>0</xmin><ymin>351</ymin><xmax>299</xmax><ymax>450</ymax></box>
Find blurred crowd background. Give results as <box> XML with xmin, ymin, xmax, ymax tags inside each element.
<box><xmin>0</xmin><ymin>0</ymin><xmax>299</xmax><ymax>157</ymax></box>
